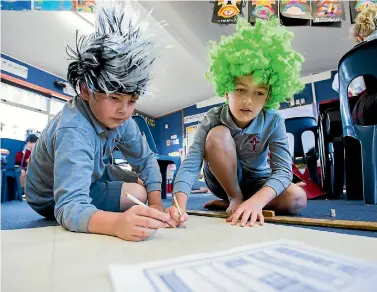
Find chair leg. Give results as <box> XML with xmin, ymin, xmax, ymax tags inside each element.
<box><xmin>344</xmin><ymin>137</ymin><xmax>363</xmax><ymax>200</ymax></box>
<box><xmin>361</xmin><ymin>140</ymin><xmax>377</xmax><ymax>204</ymax></box>
<box><xmin>14</xmin><ymin>173</ymin><xmax>23</xmax><ymax>201</ymax></box>
<box><xmin>1</xmin><ymin>173</ymin><xmax>9</xmax><ymax>203</ymax></box>
<box><xmin>158</xmin><ymin>161</ymin><xmax>168</xmax><ymax>200</ymax></box>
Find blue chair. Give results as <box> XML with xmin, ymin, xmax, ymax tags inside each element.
<box><xmin>1</xmin><ymin>138</ymin><xmax>25</xmax><ymax>202</ymax></box>
<box><xmin>285</xmin><ymin>117</ymin><xmax>317</xmax><ymax>159</ymax></box>
<box><xmin>113</xmin><ymin>116</ymin><xmax>181</xmax><ymax>199</ymax></box>
<box><xmin>285</xmin><ymin>117</ymin><xmax>320</xmax><ymax>187</ymax></box>
<box><xmin>338</xmin><ymin>38</ymin><xmax>377</xmax><ymax>205</ymax></box>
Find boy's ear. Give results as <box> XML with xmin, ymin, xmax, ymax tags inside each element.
<box><xmin>80</xmin><ymin>84</ymin><xmax>90</xmax><ymax>101</ymax></box>
<box><xmin>224</xmin><ymin>93</ymin><xmax>229</xmax><ymax>101</ymax></box>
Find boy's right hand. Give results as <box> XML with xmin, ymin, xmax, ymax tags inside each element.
<box><xmin>114</xmin><ymin>205</ymin><xmax>170</xmax><ymax>241</ymax></box>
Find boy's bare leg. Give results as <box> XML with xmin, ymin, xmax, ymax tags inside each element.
<box><xmin>120</xmin><ymin>183</ymin><xmax>147</xmax><ymax>211</ymax></box>
<box><xmin>264</xmin><ymin>183</ymin><xmax>307</xmax><ymax>214</ymax></box>
<box><xmin>20</xmin><ymin>169</ymin><xmax>26</xmax><ymax>188</ymax></box>
<box><xmin>203</xmin><ymin>126</ymin><xmax>242</xmax><ymax>213</ymax></box>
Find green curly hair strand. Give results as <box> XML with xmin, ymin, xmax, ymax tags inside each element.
<box><xmin>206</xmin><ymin>17</ymin><xmax>305</xmax><ymax>109</ymax></box>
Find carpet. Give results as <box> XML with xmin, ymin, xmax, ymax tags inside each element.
<box><xmin>2</xmin><ymin>194</ymin><xmax>377</xmax><ymax>237</ymax></box>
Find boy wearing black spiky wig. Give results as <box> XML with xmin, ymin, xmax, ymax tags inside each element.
<box><xmin>25</xmin><ymin>3</ymin><xmax>172</xmax><ymax>241</ymax></box>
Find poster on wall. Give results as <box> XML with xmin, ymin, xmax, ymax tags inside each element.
<box><xmin>0</xmin><ymin>1</ymin><xmax>32</xmax><ymax>10</ymax></box>
<box><xmin>1</xmin><ymin>58</ymin><xmax>28</xmax><ymax>79</ymax></box>
<box><xmin>185</xmin><ymin>125</ymin><xmax>198</xmax><ymax>154</ymax></box>
<box><xmin>280</xmin><ymin>0</ymin><xmax>311</xmax><ymax>26</ymax></box>
<box><xmin>311</xmin><ymin>0</ymin><xmax>345</xmax><ymax>27</ymax></box>
<box><xmin>25</xmin><ymin>0</ymin><xmax>96</xmax><ymax>12</ymax></box>
<box><xmin>33</xmin><ymin>1</ymin><xmax>73</xmax><ymax>11</ymax></box>
<box><xmin>248</xmin><ymin>0</ymin><xmax>279</xmax><ymax>24</ymax></box>
<box><xmin>211</xmin><ymin>0</ymin><xmax>244</xmax><ymax>24</ymax></box>
<box><xmin>184</xmin><ymin>113</ymin><xmax>206</xmax><ymax>124</ymax></box>
<box><xmin>349</xmin><ymin>0</ymin><xmax>377</xmax><ymax>23</ymax></box>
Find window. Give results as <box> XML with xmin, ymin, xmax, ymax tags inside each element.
<box><xmin>0</xmin><ymin>82</ymin><xmax>67</xmax><ymax>140</ymax></box>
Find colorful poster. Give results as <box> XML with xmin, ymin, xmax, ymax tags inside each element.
<box><xmin>0</xmin><ymin>1</ymin><xmax>32</xmax><ymax>10</ymax></box>
<box><xmin>33</xmin><ymin>0</ymin><xmax>73</xmax><ymax>11</ymax></box>
<box><xmin>211</xmin><ymin>0</ymin><xmax>244</xmax><ymax>24</ymax></box>
<box><xmin>74</xmin><ymin>0</ymin><xmax>95</xmax><ymax>13</ymax></box>
<box><xmin>349</xmin><ymin>0</ymin><xmax>377</xmax><ymax>23</ymax></box>
<box><xmin>280</xmin><ymin>0</ymin><xmax>311</xmax><ymax>26</ymax></box>
<box><xmin>248</xmin><ymin>0</ymin><xmax>279</xmax><ymax>23</ymax></box>
<box><xmin>312</xmin><ymin>0</ymin><xmax>345</xmax><ymax>23</ymax></box>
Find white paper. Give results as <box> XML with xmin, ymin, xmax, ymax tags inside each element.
<box><xmin>109</xmin><ymin>240</ymin><xmax>377</xmax><ymax>292</ymax></box>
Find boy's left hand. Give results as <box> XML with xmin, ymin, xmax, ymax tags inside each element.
<box><xmin>149</xmin><ymin>205</ymin><xmax>165</xmax><ymax>212</ymax></box>
<box><xmin>226</xmin><ymin>197</ymin><xmax>265</xmax><ymax>227</ymax></box>
<box><xmin>165</xmin><ymin>206</ymin><xmax>189</xmax><ymax>228</ymax></box>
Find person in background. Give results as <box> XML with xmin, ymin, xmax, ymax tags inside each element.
<box><xmin>15</xmin><ymin>133</ymin><xmax>38</xmax><ymax>189</ymax></box>
<box><xmin>332</xmin><ymin>5</ymin><xmax>377</xmax><ymax>125</ymax></box>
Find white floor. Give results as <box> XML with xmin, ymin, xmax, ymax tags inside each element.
<box><xmin>2</xmin><ymin>216</ymin><xmax>377</xmax><ymax>292</ymax></box>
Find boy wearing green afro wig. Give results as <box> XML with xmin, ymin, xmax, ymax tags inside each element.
<box><xmin>169</xmin><ymin>17</ymin><xmax>307</xmax><ymax>227</ymax></box>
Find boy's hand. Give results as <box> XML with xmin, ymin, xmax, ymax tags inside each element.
<box><xmin>149</xmin><ymin>205</ymin><xmax>165</xmax><ymax>212</ymax></box>
<box><xmin>226</xmin><ymin>197</ymin><xmax>265</xmax><ymax>227</ymax></box>
<box><xmin>165</xmin><ymin>206</ymin><xmax>189</xmax><ymax>228</ymax></box>
<box><xmin>114</xmin><ymin>205</ymin><xmax>170</xmax><ymax>241</ymax></box>
<box><xmin>226</xmin><ymin>197</ymin><xmax>243</xmax><ymax>214</ymax></box>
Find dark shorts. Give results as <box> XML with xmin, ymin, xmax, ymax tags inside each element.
<box><xmin>29</xmin><ymin>164</ymin><xmax>138</xmax><ymax>219</ymax></box>
<box><xmin>203</xmin><ymin>161</ymin><xmax>268</xmax><ymax>201</ymax></box>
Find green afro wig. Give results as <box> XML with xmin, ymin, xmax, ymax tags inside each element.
<box><xmin>206</xmin><ymin>17</ymin><xmax>305</xmax><ymax>109</ymax></box>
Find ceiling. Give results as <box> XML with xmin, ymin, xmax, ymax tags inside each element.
<box><xmin>1</xmin><ymin>1</ymin><xmax>355</xmax><ymax>117</ymax></box>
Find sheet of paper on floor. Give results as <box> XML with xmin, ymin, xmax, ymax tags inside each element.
<box><xmin>109</xmin><ymin>239</ymin><xmax>377</xmax><ymax>292</ymax></box>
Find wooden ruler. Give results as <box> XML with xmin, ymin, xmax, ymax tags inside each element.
<box><xmin>187</xmin><ymin>210</ymin><xmax>377</xmax><ymax>232</ymax></box>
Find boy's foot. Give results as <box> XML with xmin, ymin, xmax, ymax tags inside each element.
<box><xmin>203</xmin><ymin>199</ymin><xmax>229</xmax><ymax>211</ymax></box>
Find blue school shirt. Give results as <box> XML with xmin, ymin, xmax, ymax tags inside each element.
<box><xmin>25</xmin><ymin>96</ymin><xmax>161</xmax><ymax>232</ymax></box>
<box><xmin>173</xmin><ymin>104</ymin><xmax>292</xmax><ymax>197</ymax></box>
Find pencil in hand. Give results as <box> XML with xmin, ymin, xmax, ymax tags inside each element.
<box><xmin>173</xmin><ymin>195</ymin><xmax>186</xmax><ymax>228</ymax></box>
<box><xmin>125</xmin><ymin>192</ymin><xmax>174</xmax><ymax>228</ymax></box>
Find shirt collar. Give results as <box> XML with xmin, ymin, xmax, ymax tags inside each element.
<box><xmin>75</xmin><ymin>96</ymin><xmax>109</xmax><ymax>136</ymax></box>
<box><xmin>366</xmin><ymin>30</ymin><xmax>377</xmax><ymax>41</ymax></box>
<box><xmin>220</xmin><ymin>104</ymin><xmax>265</xmax><ymax>135</ymax></box>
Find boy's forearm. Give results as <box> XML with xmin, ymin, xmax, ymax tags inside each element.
<box><xmin>87</xmin><ymin>210</ymin><xmax>120</xmax><ymax>236</ymax></box>
<box><xmin>148</xmin><ymin>190</ymin><xmax>163</xmax><ymax>207</ymax></box>
<box><xmin>173</xmin><ymin>192</ymin><xmax>188</xmax><ymax>211</ymax></box>
<box><xmin>250</xmin><ymin>186</ymin><xmax>277</xmax><ymax>208</ymax></box>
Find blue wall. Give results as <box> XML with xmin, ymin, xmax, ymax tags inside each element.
<box><xmin>1</xmin><ymin>53</ymin><xmax>71</xmax><ymax>98</ymax></box>
<box><xmin>154</xmin><ymin>111</ymin><xmax>183</xmax><ymax>156</ymax></box>
<box><xmin>314</xmin><ymin>70</ymin><xmax>338</xmax><ymax>103</ymax></box>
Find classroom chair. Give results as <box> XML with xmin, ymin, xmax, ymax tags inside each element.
<box><xmin>338</xmin><ymin>38</ymin><xmax>377</xmax><ymax>205</ymax></box>
<box><xmin>285</xmin><ymin>117</ymin><xmax>324</xmax><ymax>199</ymax></box>
<box><xmin>285</xmin><ymin>117</ymin><xmax>319</xmax><ymax>182</ymax></box>
<box><xmin>1</xmin><ymin>138</ymin><xmax>25</xmax><ymax>202</ymax></box>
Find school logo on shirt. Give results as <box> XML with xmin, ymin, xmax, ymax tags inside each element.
<box><xmin>250</xmin><ymin>136</ymin><xmax>260</xmax><ymax>152</ymax></box>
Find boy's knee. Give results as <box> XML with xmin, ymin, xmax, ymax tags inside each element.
<box><xmin>121</xmin><ymin>182</ymin><xmax>147</xmax><ymax>210</ymax></box>
<box><xmin>205</xmin><ymin>126</ymin><xmax>233</xmax><ymax>151</ymax></box>
<box><xmin>287</xmin><ymin>185</ymin><xmax>307</xmax><ymax>214</ymax></box>
<box><xmin>131</xmin><ymin>183</ymin><xmax>148</xmax><ymax>203</ymax></box>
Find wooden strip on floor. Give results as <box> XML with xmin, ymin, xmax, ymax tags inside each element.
<box><xmin>187</xmin><ymin>210</ymin><xmax>377</xmax><ymax>231</ymax></box>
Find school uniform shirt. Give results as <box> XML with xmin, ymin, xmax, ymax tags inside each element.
<box><xmin>15</xmin><ymin>149</ymin><xmax>31</xmax><ymax>168</ymax></box>
<box><xmin>173</xmin><ymin>104</ymin><xmax>292</xmax><ymax>197</ymax></box>
<box><xmin>25</xmin><ymin>95</ymin><xmax>161</xmax><ymax>233</ymax></box>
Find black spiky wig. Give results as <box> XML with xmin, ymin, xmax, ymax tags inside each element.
<box><xmin>66</xmin><ymin>2</ymin><xmax>158</xmax><ymax>97</ymax></box>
